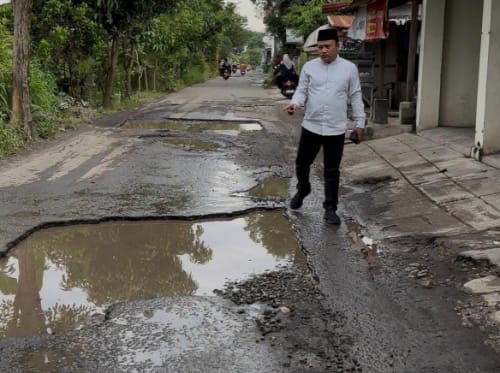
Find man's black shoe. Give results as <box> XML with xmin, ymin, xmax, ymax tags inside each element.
<box><xmin>290</xmin><ymin>191</ymin><xmax>309</xmax><ymax>210</ymax></box>
<box><xmin>324</xmin><ymin>209</ymin><xmax>341</xmax><ymax>225</ymax></box>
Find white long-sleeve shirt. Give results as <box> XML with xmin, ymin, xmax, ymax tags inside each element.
<box><xmin>290</xmin><ymin>56</ymin><xmax>365</xmax><ymax>136</ymax></box>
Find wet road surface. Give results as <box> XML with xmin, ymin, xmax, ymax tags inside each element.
<box><xmin>1</xmin><ymin>72</ymin><xmax>500</xmax><ymax>372</ymax></box>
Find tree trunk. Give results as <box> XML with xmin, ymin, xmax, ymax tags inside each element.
<box><xmin>153</xmin><ymin>60</ymin><xmax>157</xmax><ymax>91</ymax></box>
<box><xmin>103</xmin><ymin>35</ymin><xmax>120</xmax><ymax>108</ymax></box>
<box><xmin>11</xmin><ymin>0</ymin><xmax>35</xmax><ymax>140</ymax></box>
<box><xmin>125</xmin><ymin>45</ymin><xmax>134</xmax><ymax>99</ymax></box>
<box><xmin>137</xmin><ymin>67</ymin><xmax>142</xmax><ymax>92</ymax></box>
<box><xmin>144</xmin><ymin>69</ymin><xmax>149</xmax><ymax>91</ymax></box>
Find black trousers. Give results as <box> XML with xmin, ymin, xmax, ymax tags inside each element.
<box><xmin>295</xmin><ymin>127</ymin><xmax>345</xmax><ymax>210</ymax></box>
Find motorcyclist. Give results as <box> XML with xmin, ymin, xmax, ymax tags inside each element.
<box><xmin>273</xmin><ymin>54</ymin><xmax>298</xmax><ymax>89</ymax></box>
<box><xmin>219</xmin><ymin>58</ymin><xmax>230</xmax><ymax>75</ymax></box>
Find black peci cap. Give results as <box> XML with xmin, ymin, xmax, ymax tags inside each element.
<box><xmin>317</xmin><ymin>28</ymin><xmax>339</xmax><ymax>43</ymax></box>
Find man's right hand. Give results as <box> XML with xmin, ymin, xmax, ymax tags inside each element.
<box><xmin>284</xmin><ymin>103</ymin><xmax>296</xmax><ymax>115</ymax></box>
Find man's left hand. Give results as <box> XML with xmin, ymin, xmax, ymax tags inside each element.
<box><xmin>354</xmin><ymin>128</ymin><xmax>365</xmax><ymax>142</ymax></box>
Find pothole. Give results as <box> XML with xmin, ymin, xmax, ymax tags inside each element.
<box><xmin>0</xmin><ymin>210</ymin><xmax>303</xmax><ymax>337</ymax></box>
<box><xmin>161</xmin><ymin>137</ymin><xmax>221</xmax><ymax>151</ymax></box>
<box><xmin>122</xmin><ymin>119</ymin><xmax>262</xmax><ymax>135</ymax></box>
<box><xmin>235</xmin><ymin>176</ymin><xmax>289</xmax><ymax>199</ymax></box>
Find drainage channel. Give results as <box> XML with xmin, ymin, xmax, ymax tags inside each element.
<box><xmin>0</xmin><ymin>210</ymin><xmax>303</xmax><ymax>338</ymax></box>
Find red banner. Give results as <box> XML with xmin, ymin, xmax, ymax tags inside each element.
<box><xmin>365</xmin><ymin>0</ymin><xmax>388</xmax><ymax>40</ymax></box>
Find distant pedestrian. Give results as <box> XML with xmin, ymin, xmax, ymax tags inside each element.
<box><xmin>285</xmin><ymin>28</ymin><xmax>365</xmax><ymax>224</ymax></box>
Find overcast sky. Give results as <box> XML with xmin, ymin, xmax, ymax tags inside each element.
<box><xmin>228</xmin><ymin>0</ymin><xmax>266</xmax><ymax>33</ymax></box>
<box><xmin>0</xmin><ymin>0</ymin><xmax>266</xmax><ymax>33</ymax></box>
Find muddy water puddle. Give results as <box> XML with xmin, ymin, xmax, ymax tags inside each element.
<box><xmin>161</xmin><ymin>137</ymin><xmax>221</xmax><ymax>151</ymax></box>
<box><xmin>123</xmin><ymin>120</ymin><xmax>262</xmax><ymax>135</ymax></box>
<box><xmin>0</xmin><ymin>211</ymin><xmax>302</xmax><ymax>337</ymax></box>
<box><xmin>235</xmin><ymin>176</ymin><xmax>289</xmax><ymax>199</ymax></box>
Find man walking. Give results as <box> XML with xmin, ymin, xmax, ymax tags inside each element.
<box><xmin>285</xmin><ymin>28</ymin><xmax>365</xmax><ymax>224</ymax></box>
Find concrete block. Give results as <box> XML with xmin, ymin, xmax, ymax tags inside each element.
<box><xmin>395</xmin><ymin>133</ymin><xmax>435</xmax><ymax>150</ymax></box>
<box><xmin>456</xmin><ymin>176</ymin><xmax>500</xmax><ymax>197</ymax></box>
<box><xmin>483</xmin><ymin>193</ymin><xmax>500</xmax><ymax>210</ymax></box>
<box><xmin>444</xmin><ymin>199</ymin><xmax>500</xmax><ymax>230</ymax></box>
<box><xmin>418</xmin><ymin>146</ymin><xmax>463</xmax><ymax>163</ymax></box>
<box><xmin>399</xmin><ymin>163</ymin><xmax>448</xmax><ymax>185</ymax></box>
<box><xmin>416</xmin><ymin>179</ymin><xmax>474</xmax><ymax>205</ymax></box>
<box><xmin>399</xmin><ymin>101</ymin><xmax>416</xmax><ymax>125</ymax></box>
<box><xmin>434</xmin><ymin>158</ymin><xmax>491</xmax><ymax>179</ymax></box>
<box><xmin>372</xmin><ymin>98</ymin><xmax>389</xmax><ymax>124</ymax></box>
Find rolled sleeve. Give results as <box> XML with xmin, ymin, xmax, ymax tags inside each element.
<box><xmin>290</xmin><ymin>66</ymin><xmax>308</xmax><ymax>107</ymax></box>
<box><xmin>349</xmin><ymin>66</ymin><xmax>366</xmax><ymax>128</ymax></box>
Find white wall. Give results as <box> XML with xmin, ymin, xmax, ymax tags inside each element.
<box><xmin>439</xmin><ymin>0</ymin><xmax>483</xmax><ymax>127</ymax></box>
<box><xmin>475</xmin><ymin>0</ymin><xmax>500</xmax><ymax>154</ymax></box>
<box><xmin>416</xmin><ymin>0</ymin><xmax>446</xmax><ymax>131</ymax></box>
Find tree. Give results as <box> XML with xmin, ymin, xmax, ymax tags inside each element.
<box><xmin>252</xmin><ymin>0</ymin><xmax>324</xmax><ymax>47</ymax></box>
<box><xmin>91</xmin><ymin>0</ymin><xmax>179</xmax><ymax>108</ymax></box>
<box><xmin>247</xmin><ymin>32</ymin><xmax>265</xmax><ymax>49</ymax></box>
<box><xmin>11</xmin><ymin>0</ymin><xmax>35</xmax><ymax>139</ymax></box>
<box><xmin>31</xmin><ymin>0</ymin><xmax>104</xmax><ymax>99</ymax></box>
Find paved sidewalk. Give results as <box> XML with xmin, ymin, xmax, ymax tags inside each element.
<box><xmin>342</xmin><ymin>131</ymin><xmax>500</xmax><ymax>236</ymax></box>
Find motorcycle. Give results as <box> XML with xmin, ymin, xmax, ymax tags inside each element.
<box><xmin>280</xmin><ymin>78</ymin><xmax>297</xmax><ymax>99</ymax></box>
<box><xmin>220</xmin><ymin>67</ymin><xmax>231</xmax><ymax>80</ymax></box>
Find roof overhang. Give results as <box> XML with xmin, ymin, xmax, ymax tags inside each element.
<box><xmin>322</xmin><ymin>0</ymin><xmax>413</xmax><ymax>14</ymax></box>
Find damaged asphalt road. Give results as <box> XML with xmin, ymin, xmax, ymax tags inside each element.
<box><xmin>1</xmin><ymin>73</ymin><xmax>500</xmax><ymax>372</ymax></box>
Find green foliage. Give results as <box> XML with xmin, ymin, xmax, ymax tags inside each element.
<box><xmin>282</xmin><ymin>0</ymin><xmax>324</xmax><ymax>38</ymax></box>
<box><xmin>30</xmin><ymin>62</ymin><xmax>58</xmax><ymax>111</ymax></box>
<box><xmin>246</xmin><ymin>32</ymin><xmax>265</xmax><ymax>49</ymax></box>
<box><xmin>0</xmin><ymin>0</ymin><xmax>251</xmax><ymax>155</ymax></box>
<box><xmin>241</xmin><ymin>48</ymin><xmax>263</xmax><ymax>67</ymax></box>
<box><xmin>0</xmin><ymin>124</ymin><xmax>24</xmax><ymax>156</ymax></box>
<box><xmin>0</xmin><ymin>18</ymin><xmax>12</xmax><ymax>124</ymax></box>
<box><xmin>32</xmin><ymin>0</ymin><xmax>105</xmax><ymax>100</ymax></box>
<box><xmin>254</xmin><ymin>0</ymin><xmax>324</xmax><ymax>47</ymax></box>
<box><xmin>35</xmin><ymin>119</ymin><xmax>59</xmax><ymax>140</ymax></box>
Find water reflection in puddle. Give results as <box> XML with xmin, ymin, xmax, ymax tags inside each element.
<box><xmin>245</xmin><ymin>176</ymin><xmax>288</xmax><ymax>199</ymax></box>
<box><xmin>161</xmin><ymin>137</ymin><xmax>221</xmax><ymax>151</ymax></box>
<box><xmin>0</xmin><ymin>211</ymin><xmax>302</xmax><ymax>337</ymax></box>
<box><xmin>123</xmin><ymin>120</ymin><xmax>262</xmax><ymax>135</ymax></box>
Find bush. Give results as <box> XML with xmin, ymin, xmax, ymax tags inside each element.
<box><xmin>35</xmin><ymin>118</ymin><xmax>59</xmax><ymax>139</ymax></box>
<box><xmin>182</xmin><ymin>60</ymin><xmax>209</xmax><ymax>86</ymax></box>
<box><xmin>0</xmin><ymin>123</ymin><xmax>24</xmax><ymax>156</ymax></box>
<box><xmin>30</xmin><ymin>61</ymin><xmax>58</xmax><ymax>111</ymax></box>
